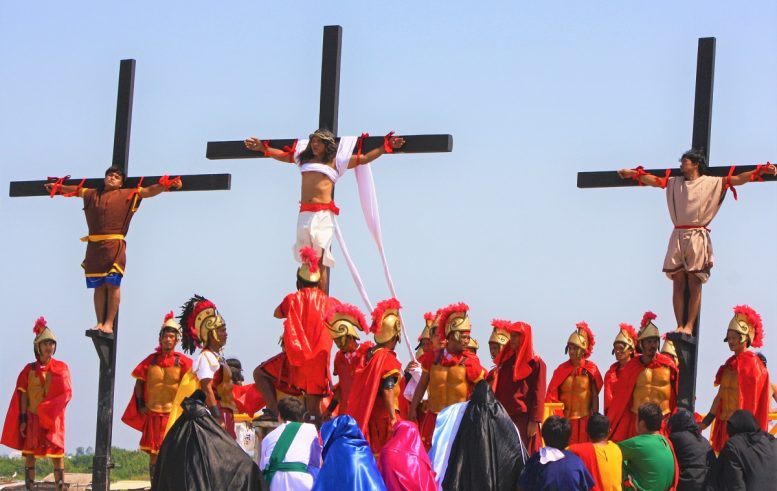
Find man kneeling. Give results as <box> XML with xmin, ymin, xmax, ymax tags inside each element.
<box><xmin>261</xmin><ymin>397</ymin><xmax>322</xmax><ymax>490</ymax></box>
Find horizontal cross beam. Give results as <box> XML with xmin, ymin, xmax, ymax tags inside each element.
<box><xmin>206</xmin><ymin>134</ymin><xmax>453</xmax><ymax>160</ymax></box>
<box><xmin>9</xmin><ymin>174</ymin><xmax>231</xmax><ymax>197</ymax></box>
<box><xmin>577</xmin><ymin>165</ymin><xmax>775</xmax><ymax>189</ymax></box>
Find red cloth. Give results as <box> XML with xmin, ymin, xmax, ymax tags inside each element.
<box><xmin>333</xmin><ymin>342</ymin><xmax>374</xmax><ymax>414</ymax></box>
<box><xmin>2</xmin><ymin>359</ymin><xmax>72</xmax><ymax>452</ymax></box>
<box><xmin>233</xmin><ymin>384</ymin><xmax>265</xmax><ymax>416</ymax></box>
<box><xmin>379</xmin><ymin>421</ymin><xmax>437</xmax><ymax>491</ymax></box>
<box><xmin>608</xmin><ymin>354</ymin><xmax>677</xmax><ymax>442</ymax></box>
<box><xmin>568</xmin><ymin>442</ymin><xmax>605</xmax><ymax>491</ymax></box>
<box><xmin>277</xmin><ymin>288</ymin><xmax>338</xmax><ymax>367</ymax></box>
<box><xmin>299</xmin><ymin>201</ymin><xmax>340</xmax><ymax>215</ymax></box>
<box><xmin>137</xmin><ymin>412</ymin><xmax>169</xmax><ymax>454</ymax></box>
<box><xmin>500</xmin><ymin>322</ymin><xmax>536</xmax><ymax>381</ymax></box>
<box><xmin>493</xmin><ymin>350</ymin><xmax>546</xmax><ymax>454</ymax></box>
<box><xmin>346</xmin><ymin>347</ymin><xmax>403</xmax><ymax>454</ymax></box>
<box><xmin>121</xmin><ymin>351</ymin><xmax>193</xmax><ymax>433</ymax></box>
<box><xmin>603</xmin><ymin>361</ymin><xmax>625</xmax><ymax>417</ymax></box>
<box><xmin>710</xmin><ymin>350</ymin><xmax>770</xmax><ymax>453</ymax></box>
<box><xmin>258</xmin><ymin>352</ymin><xmax>303</xmax><ymax>396</ymax></box>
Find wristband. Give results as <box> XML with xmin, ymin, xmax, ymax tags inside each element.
<box><xmin>701</xmin><ymin>412</ymin><xmax>715</xmax><ymax>427</ymax></box>
<box><xmin>325</xmin><ymin>398</ymin><xmax>339</xmax><ymax>414</ymax></box>
<box><xmin>135</xmin><ymin>396</ymin><xmax>145</xmax><ymax>409</ymax></box>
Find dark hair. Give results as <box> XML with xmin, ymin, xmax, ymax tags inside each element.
<box><xmin>104</xmin><ymin>166</ymin><xmax>126</xmax><ymax>181</ymax></box>
<box><xmin>637</xmin><ymin>403</ymin><xmax>663</xmax><ymax>432</ymax></box>
<box><xmin>278</xmin><ymin>397</ymin><xmax>305</xmax><ymax>423</ymax></box>
<box><xmin>297</xmin><ymin>129</ymin><xmax>338</xmax><ymax>164</ymax></box>
<box><xmin>226</xmin><ymin>358</ymin><xmax>244</xmax><ymax>384</ymax></box>
<box><xmin>679</xmin><ymin>149</ymin><xmax>707</xmax><ymax>175</ymax></box>
<box><xmin>587</xmin><ymin>413</ymin><xmax>610</xmax><ymax>441</ymax></box>
<box><xmin>541</xmin><ymin>416</ymin><xmax>572</xmax><ymax>449</ymax></box>
<box><xmin>756</xmin><ymin>352</ymin><xmax>767</xmax><ymax>367</ymax></box>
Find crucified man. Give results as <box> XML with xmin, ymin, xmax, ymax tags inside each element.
<box><xmin>244</xmin><ymin>129</ymin><xmax>404</xmax><ymax>292</ymax></box>
<box><xmin>618</xmin><ymin>150</ymin><xmax>776</xmax><ymax>335</ymax></box>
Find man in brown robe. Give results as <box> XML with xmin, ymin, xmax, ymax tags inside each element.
<box><xmin>45</xmin><ymin>167</ymin><xmax>181</xmax><ymax>333</ymax></box>
<box><xmin>618</xmin><ymin>150</ymin><xmax>775</xmax><ymax>335</ymax></box>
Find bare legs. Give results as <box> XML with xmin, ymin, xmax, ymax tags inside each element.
<box><xmin>92</xmin><ymin>284</ymin><xmax>120</xmax><ymax>333</ymax></box>
<box><xmin>25</xmin><ymin>456</ymin><xmax>64</xmax><ymax>490</ymax></box>
<box><xmin>253</xmin><ymin>366</ymin><xmax>279</xmax><ymax>418</ymax></box>
<box><xmin>672</xmin><ymin>271</ymin><xmax>702</xmax><ymax>336</ymax></box>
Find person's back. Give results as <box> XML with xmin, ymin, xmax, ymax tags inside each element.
<box><xmin>667</xmin><ymin>410</ymin><xmax>714</xmax><ymax>491</ymax></box>
<box><xmin>619</xmin><ymin>403</ymin><xmax>676</xmax><ymax>491</ymax></box>
<box><xmin>718</xmin><ymin>409</ymin><xmax>777</xmax><ymax>491</ymax></box>
<box><xmin>568</xmin><ymin>412</ymin><xmax>622</xmax><ymax>491</ymax></box>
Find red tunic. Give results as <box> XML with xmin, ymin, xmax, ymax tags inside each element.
<box><xmin>607</xmin><ymin>354</ymin><xmax>677</xmax><ymax>442</ymax></box>
<box><xmin>274</xmin><ymin>288</ymin><xmax>339</xmax><ymax>395</ymax></box>
<box><xmin>121</xmin><ymin>351</ymin><xmax>192</xmax><ymax>454</ymax></box>
<box><xmin>710</xmin><ymin>351</ymin><xmax>770</xmax><ymax>453</ymax></box>
<box><xmin>81</xmin><ymin>187</ymin><xmax>140</xmax><ymax>277</ymax></box>
<box><xmin>546</xmin><ymin>359</ymin><xmax>603</xmax><ymax>444</ymax></box>
<box><xmin>2</xmin><ymin>359</ymin><xmax>72</xmax><ymax>457</ymax></box>
<box><xmin>333</xmin><ymin>341</ymin><xmax>373</xmax><ymax>414</ymax></box>
<box><xmin>493</xmin><ymin>350</ymin><xmax>546</xmax><ymax>454</ymax></box>
<box><xmin>603</xmin><ymin>361</ymin><xmax>625</xmax><ymax>417</ymax></box>
<box><xmin>347</xmin><ymin>347</ymin><xmax>403</xmax><ymax>454</ymax></box>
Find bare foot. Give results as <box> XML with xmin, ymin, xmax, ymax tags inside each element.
<box><xmin>91</xmin><ymin>323</ymin><xmax>104</xmax><ymax>331</ymax></box>
<box><xmin>100</xmin><ymin>322</ymin><xmax>114</xmax><ymax>334</ymax></box>
<box><xmin>674</xmin><ymin>326</ymin><xmax>694</xmax><ymax>336</ymax></box>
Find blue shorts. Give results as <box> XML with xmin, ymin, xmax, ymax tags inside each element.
<box><xmin>86</xmin><ymin>273</ymin><xmax>123</xmax><ymax>289</ymax></box>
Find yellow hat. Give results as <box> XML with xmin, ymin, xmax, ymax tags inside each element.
<box><xmin>489</xmin><ymin>319</ymin><xmax>511</xmax><ymax>346</ymax></box>
<box><xmin>660</xmin><ymin>337</ymin><xmax>678</xmax><ymax>362</ymax></box>
<box><xmin>468</xmin><ymin>338</ymin><xmax>480</xmax><ymax>351</ymax></box>
<box><xmin>160</xmin><ymin>310</ymin><xmax>182</xmax><ymax>336</ymax></box>
<box><xmin>32</xmin><ymin>317</ymin><xmax>56</xmax><ymax>356</ymax></box>
<box><xmin>371</xmin><ymin>298</ymin><xmax>402</xmax><ymax>345</ymax></box>
<box><xmin>612</xmin><ymin>323</ymin><xmax>638</xmax><ymax>354</ymax></box>
<box><xmin>297</xmin><ymin>246</ymin><xmax>321</xmax><ymax>283</ymax></box>
<box><xmin>725</xmin><ymin>305</ymin><xmax>764</xmax><ymax>348</ymax></box>
<box><xmin>439</xmin><ymin>303</ymin><xmax>471</xmax><ymax>342</ymax></box>
<box><xmin>180</xmin><ymin>295</ymin><xmax>226</xmax><ymax>354</ymax></box>
<box><xmin>637</xmin><ymin>311</ymin><xmax>660</xmax><ymax>349</ymax></box>
<box><xmin>566</xmin><ymin>321</ymin><xmax>595</xmax><ymax>357</ymax></box>
<box><xmin>327</xmin><ymin>303</ymin><xmax>367</xmax><ymax>340</ymax></box>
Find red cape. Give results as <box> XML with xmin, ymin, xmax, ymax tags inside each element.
<box><xmin>1</xmin><ymin>359</ymin><xmax>72</xmax><ymax>450</ymax></box>
<box><xmin>710</xmin><ymin>350</ymin><xmax>770</xmax><ymax>452</ymax></box>
<box><xmin>232</xmin><ymin>384</ymin><xmax>266</xmax><ymax>416</ymax></box>
<box><xmin>546</xmin><ymin>359</ymin><xmax>604</xmax><ymax>414</ymax></box>
<box><xmin>608</xmin><ymin>354</ymin><xmax>677</xmax><ymax>442</ymax></box>
<box><xmin>603</xmin><ymin>361</ymin><xmax>624</xmax><ymax>417</ymax></box>
<box><xmin>346</xmin><ymin>347</ymin><xmax>402</xmax><ymax>444</ymax></box>
<box><xmin>121</xmin><ymin>351</ymin><xmax>193</xmax><ymax>433</ymax></box>
<box><xmin>278</xmin><ymin>288</ymin><xmax>339</xmax><ymax>367</ymax></box>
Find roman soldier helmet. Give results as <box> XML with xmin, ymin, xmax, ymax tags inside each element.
<box><xmin>637</xmin><ymin>311</ymin><xmax>660</xmax><ymax>350</ymax></box>
<box><xmin>566</xmin><ymin>321</ymin><xmax>595</xmax><ymax>358</ymax></box>
<box><xmin>725</xmin><ymin>305</ymin><xmax>764</xmax><ymax>348</ymax></box>
<box><xmin>489</xmin><ymin>319</ymin><xmax>511</xmax><ymax>347</ymax></box>
<box><xmin>371</xmin><ymin>298</ymin><xmax>402</xmax><ymax>345</ymax></box>
<box><xmin>613</xmin><ymin>322</ymin><xmax>638</xmax><ymax>354</ymax></box>
<box><xmin>32</xmin><ymin>316</ymin><xmax>56</xmax><ymax>356</ymax></box>
<box><xmin>297</xmin><ymin>246</ymin><xmax>321</xmax><ymax>284</ymax></box>
<box><xmin>326</xmin><ymin>303</ymin><xmax>368</xmax><ymax>340</ymax></box>
<box><xmin>660</xmin><ymin>334</ymin><xmax>678</xmax><ymax>364</ymax></box>
<box><xmin>438</xmin><ymin>302</ymin><xmax>472</xmax><ymax>343</ymax></box>
<box><xmin>468</xmin><ymin>338</ymin><xmax>480</xmax><ymax>351</ymax></box>
<box><xmin>159</xmin><ymin>310</ymin><xmax>182</xmax><ymax>338</ymax></box>
<box><xmin>179</xmin><ymin>295</ymin><xmax>226</xmax><ymax>354</ymax></box>
<box><xmin>414</xmin><ymin>312</ymin><xmax>435</xmax><ymax>356</ymax></box>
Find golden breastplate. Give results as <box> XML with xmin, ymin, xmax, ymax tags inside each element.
<box><xmin>632</xmin><ymin>366</ymin><xmax>672</xmax><ymax>414</ymax></box>
<box><xmin>559</xmin><ymin>373</ymin><xmax>592</xmax><ymax>419</ymax></box>
<box><xmin>216</xmin><ymin>365</ymin><xmax>236</xmax><ymax>411</ymax></box>
<box><xmin>26</xmin><ymin>370</ymin><xmax>52</xmax><ymax>414</ymax></box>
<box><xmin>427</xmin><ymin>364</ymin><xmax>468</xmax><ymax>414</ymax></box>
<box><xmin>146</xmin><ymin>364</ymin><xmax>183</xmax><ymax>413</ymax></box>
<box><xmin>718</xmin><ymin>368</ymin><xmax>739</xmax><ymax>421</ymax></box>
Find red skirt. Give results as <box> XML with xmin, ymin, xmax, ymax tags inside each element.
<box><xmin>22</xmin><ymin>413</ymin><xmax>64</xmax><ymax>458</ymax></box>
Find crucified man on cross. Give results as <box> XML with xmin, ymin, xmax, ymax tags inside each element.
<box><xmin>44</xmin><ymin>166</ymin><xmax>182</xmax><ymax>334</ymax></box>
<box><xmin>617</xmin><ymin>150</ymin><xmax>776</xmax><ymax>335</ymax></box>
<box><xmin>244</xmin><ymin>129</ymin><xmax>405</xmax><ymax>292</ymax></box>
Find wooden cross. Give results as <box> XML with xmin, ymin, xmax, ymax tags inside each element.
<box><xmin>206</xmin><ymin>25</ymin><xmax>453</xmax><ymax>293</ymax></box>
<box><xmin>8</xmin><ymin>59</ymin><xmax>231</xmax><ymax>491</ymax></box>
<box><xmin>577</xmin><ymin>38</ymin><xmax>774</xmax><ymax>412</ymax></box>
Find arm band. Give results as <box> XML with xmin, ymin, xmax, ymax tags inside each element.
<box><xmin>325</xmin><ymin>398</ymin><xmax>339</xmax><ymax>413</ymax></box>
<box><xmin>209</xmin><ymin>405</ymin><xmax>222</xmax><ymax>420</ymax></box>
<box><xmin>19</xmin><ymin>413</ymin><xmax>27</xmax><ymax>424</ymax></box>
<box><xmin>135</xmin><ymin>396</ymin><xmax>145</xmax><ymax>409</ymax></box>
<box><xmin>701</xmin><ymin>412</ymin><xmax>715</xmax><ymax>427</ymax></box>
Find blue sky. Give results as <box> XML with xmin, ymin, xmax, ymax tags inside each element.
<box><xmin>1</xmin><ymin>1</ymin><xmax>775</xmax><ymax>452</ymax></box>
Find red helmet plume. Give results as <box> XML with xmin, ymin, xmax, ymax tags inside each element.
<box><xmin>326</xmin><ymin>303</ymin><xmax>369</xmax><ymax>332</ymax></box>
<box><xmin>640</xmin><ymin>311</ymin><xmax>657</xmax><ymax>329</ymax></box>
<box><xmin>370</xmin><ymin>298</ymin><xmax>402</xmax><ymax>334</ymax></box>
<box><xmin>299</xmin><ymin>246</ymin><xmax>320</xmax><ymax>274</ymax></box>
<box><xmin>33</xmin><ymin>317</ymin><xmax>47</xmax><ymax>336</ymax></box>
<box><xmin>575</xmin><ymin>321</ymin><xmax>596</xmax><ymax>358</ymax></box>
<box><xmin>733</xmin><ymin>304</ymin><xmax>764</xmax><ymax>348</ymax></box>
<box><xmin>437</xmin><ymin>302</ymin><xmax>470</xmax><ymax>342</ymax></box>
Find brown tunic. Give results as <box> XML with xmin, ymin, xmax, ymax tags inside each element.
<box><xmin>81</xmin><ymin>187</ymin><xmax>140</xmax><ymax>276</ymax></box>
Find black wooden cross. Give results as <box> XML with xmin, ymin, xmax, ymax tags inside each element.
<box><xmin>577</xmin><ymin>38</ymin><xmax>774</xmax><ymax>412</ymax></box>
<box><xmin>206</xmin><ymin>25</ymin><xmax>453</xmax><ymax>293</ymax></box>
<box><xmin>8</xmin><ymin>59</ymin><xmax>231</xmax><ymax>491</ymax></box>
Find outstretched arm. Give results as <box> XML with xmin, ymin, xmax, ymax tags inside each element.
<box><xmin>138</xmin><ymin>178</ymin><xmax>183</xmax><ymax>199</ymax></box>
<box><xmin>43</xmin><ymin>183</ymin><xmax>87</xmax><ymax>196</ymax></box>
<box><xmin>348</xmin><ymin>135</ymin><xmax>406</xmax><ymax>169</ymax></box>
<box><xmin>245</xmin><ymin>137</ymin><xmax>295</xmax><ymax>163</ymax></box>
<box><xmin>617</xmin><ymin>168</ymin><xmax>665</xmax><ymax>187</ymax></box>
<box><xmin>726</xmin><ymin>162</ymin><xmax>777</xmax><ymax>186</ymax></box>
